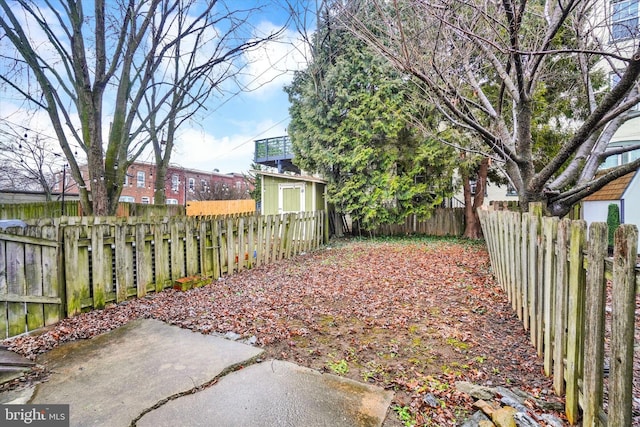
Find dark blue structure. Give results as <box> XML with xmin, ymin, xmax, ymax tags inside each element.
<box><xmin>254</xmin><ymin>136</ymin><xmax>300</xmax><ymax>174</ymax></box>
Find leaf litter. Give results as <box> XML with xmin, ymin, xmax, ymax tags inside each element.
<box><xmin>2</xmin><ymin>237</ymin><xmax>565</xmax><ymax>425</ymax></box>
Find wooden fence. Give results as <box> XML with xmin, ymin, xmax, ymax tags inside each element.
<box><xmin>0</xmin><ymin>211</ymin><xmax>325</xmax><ymax>340</ymax></box>
<box><xmin>363</xmin><ymin>209</ymin><xmax>465</xmax><ymax>237</ymax></box>
<box><xmin>186</xmin><ymin>199</ymin><xmax>256</xmax><ymax>216</ymax></box>
<box><xmin>479</xmin><ymin>203</ymin><xmax>638</xmax><ymax>426</ymax></box>
<box><xmin>0</xmin><ymin>201</ymin><xmax>185</xmax><ymax>220</ymax></box>
<box><xmin>0</xmin><ymin>201</ymin><xmax>80</xmax><ymax>219</ymax></box>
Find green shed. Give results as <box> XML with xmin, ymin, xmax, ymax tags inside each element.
<box><xmin>257</xmin><ymin>171</ymin><xmax>327</xmax><ymax>216</ymax></box>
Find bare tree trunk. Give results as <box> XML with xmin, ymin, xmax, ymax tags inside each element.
<box><xmin>154</xmin><ymin>161</ymin><xmax>168</xmax><ymax>204</ymax></box>
<box><xmin>462</xmin><ymin>157</ymin><xmax>489</xmax><ymax>239</ymax></box>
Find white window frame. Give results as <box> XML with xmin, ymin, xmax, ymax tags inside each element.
<box><xmin>137</xmin><ymin>171</ymin><xmax>145</xmax><ymax>188</ymax></box>
<box><xmin>119</xmin><ymin>195</ymin><xmax>135</xmax><ymax>203</ymax></box>
<box><xmin>171</xmin><ymin>175</ymin><xmax>179</xmax><ymax>192</ymax></box>
<box><xmin>611</xmin><ymin>0</ymin><xmax>639</xmax><ymax>41</ymax></box>
<box><xmin>166</xmin><ymin>198</ymin><xmax>178</xmax><ymax>205</ymax></box>
<box><xmin>188</xmin><ymin>178</ymin><xmax>195</xmax><ymax>191</ymax></box>
<box><xmin>141</xmin><ymin>196</ymin><xmax>150</xmax><ymax>204</ymax></box>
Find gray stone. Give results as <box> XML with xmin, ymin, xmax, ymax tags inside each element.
<box><xmin>460</xmin><ymin>410</ymin><xmax>492</xmax><ymax>427</ymax></box>
<box><xmin>495</xmin><ymin>386</ymin><xmax>526</xmax><ymax>404</ymax></box>
<box><xmin>534</xmin><ymin>398</ymin><xmax>565</xmax><ymax>412</ymax></box>
<box><xmin>513</xmin><ymin>412</ymin><xmax>539</xmax><ymax>427</ymax></box>
<box><xmin>455</xmin><ymin>380</ymin><xmax>496</xmax><ymax>400</ymax></box>
<box><xmin>423</xmin><ymin>393</ymin><xmax>439</xmax><ymax>408</ymax></box>
<box><xmin>506</xmin><ymin>387</ymin><xmax>534</xmax><ymax>401</ymax></box>
<box><xmin>500</xmin><ymin>396</ymin><xmax>529</xmax><ymax>414</ymax></box>
<box><xmin>224</xmin><ymin>331</ymin><xmax>241</xmax><ymax>341</ymax></box>
<box><xmin>539</xmin><ymin>413</ymin><xmax>565</xmax><ymax>427</ymax></box>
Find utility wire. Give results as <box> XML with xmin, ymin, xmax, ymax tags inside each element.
<box><xmin>216</xmin><ymin>116</ymin><xmax>290</xmax><ymax>160</ymax></box>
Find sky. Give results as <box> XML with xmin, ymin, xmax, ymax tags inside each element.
<box><xmin>163</xmin><ymin>3</ymin><xmax>312</xmax><ymax>175</ymax></box>
<box><xmin>0</xmin><ymin>1</ymin><xmax>314</xmax><ymax>176</ymax></box>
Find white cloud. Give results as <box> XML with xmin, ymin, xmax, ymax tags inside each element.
<box><xmin>171</xmin><ymin>118</ymin><xmax>290</xmax><ymax>174</ymax></box>
<box><xmin>240</xmin><ymin>23</ymin><xmax>310</xmax><ymax>97</ymax></box>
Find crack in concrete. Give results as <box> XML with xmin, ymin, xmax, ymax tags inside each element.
<box><xmin>129</xmin><ymin>354</ymin><xmax>264</xmax><ymax>427</ymax></box>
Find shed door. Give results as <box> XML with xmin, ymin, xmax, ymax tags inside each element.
<box><xmin>278</xmin><ymin>183</ymin><xmax>305</xmax><ymax>214</ymax></box>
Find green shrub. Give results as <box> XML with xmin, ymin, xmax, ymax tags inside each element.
<box><xmin>607</xmin><ymin>203</ymin><xmax>620</xmax><ymax>247</ymax></box>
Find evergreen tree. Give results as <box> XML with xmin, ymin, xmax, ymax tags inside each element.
<box><xmin>285</xmin><ymin>13</ymin><xmax>455</xmax><ymax>230</ymax></box>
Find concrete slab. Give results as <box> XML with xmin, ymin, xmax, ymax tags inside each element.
<box><xmin>138</xmin><ymin>359</ymin><xmax>394</xmax><ymax>427</ymax></box>
<box><xmin>29</xmin><ymin>318</ymin><xmax>263</xmax><ymax>427</ymax></box>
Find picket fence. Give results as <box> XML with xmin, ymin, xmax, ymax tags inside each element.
<box><xmin>479</xmin><ymin>203</ymin><xmax>638</xmax><ymax>426</ymax></box>
<box><xmin>0</xmin><ymin>211</ymin><xmax>325</xmax><ymax>340</ymax></box>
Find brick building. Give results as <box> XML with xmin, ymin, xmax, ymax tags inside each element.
<box><xmin>57</xmin><ymin>162</ymin><xmax>252</xmax><ymax>205</ymax></box>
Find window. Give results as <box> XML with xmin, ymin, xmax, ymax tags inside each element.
<box><xmin>124</xmin><ymin>174</ymin><xmax>130</xmax><ymax>187</ymax></box>
<box><xmin>141</xmin><ymin>197</ymin><xmax>150</xmax><ymax>204</ymax></box>
<box><xmin>599</xmin><ymin>141</ymin><xmax>640</xmax><ymax>170</ymax></box>
<box><xmin>622</xmin><ymin>148</ymin><xmax>640</xmax><ymax>164</ymax></box>
<box><xmin>506</xmin><ymin>183</ymin><xmax>518</xmax><ymax>197</ymax></box>
<box><xmin>601</xmin><ymin>152</ymin><xmax>621</xmax><ymax>169</ymax></box>
<box><xmin>137</xmin><ymin>171</ymin><xmax>145</xmax><ymax>188</ymax></box>
<box><xmin>611</xmin><ymin>71</ymin><xmax>640</xmax><ymax>110</ymax></box>
<box><xmin>469</xmin><ymin>179</ymin><xmax>487</xmax><ymax>196</ymax></box>
<box><xmin>201</xmin><ymin>179</ymin><xmax>207</xmax><ymax>190</ymax></box>
<box><xmin>119</xmin><ymin>196</ymin><xmax>135</xmax><ymax>203</ymax></box>
<box><xmin>612</xmin><ymin>0</ymin><xmax>639</xmax><ymax>41</ymax></box>
<box><xmin>171</xmin><ymin>175</ymin><xmax>179</xmax><ymax>192</ymax></box>
<box><xmin>166</xmin><ymin>198</ymin><xmax>178</xmax><ymax>205</ymax></box>
<box><xmin>188</xmin><ymin>178</ymin><xmax>195</xmax><ymax>191</ymax></box>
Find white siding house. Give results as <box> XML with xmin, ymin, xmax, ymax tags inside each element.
<box><xmin>581</xmin><ymin>0</ymin><xmax>640</xmax><ymax>248</ymax></box>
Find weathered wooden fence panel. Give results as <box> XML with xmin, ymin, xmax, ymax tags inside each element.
<box><xmin>0</xmin><ymin>211</ymin><xmax>325</xmax><ymax>339</ymax></box>
<box><xmin>0</xmin><ymin>225</ymin><xmax>62</xmax><ymax>340</ymax></box>
<box><xmin>479</xmin><ymin>205</ymin><xmax>639</xmax><ymax>425</ymax></box>
<box><xmin>368</xmin><ymin>209</ymin><xmax>464</xmax><ymax>237</ymax></box>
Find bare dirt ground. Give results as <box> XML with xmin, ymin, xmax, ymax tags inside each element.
<box><xmin>3</xmin><ymin>237</ymin><xmax>567</xmax><ymax>426</ymax></box>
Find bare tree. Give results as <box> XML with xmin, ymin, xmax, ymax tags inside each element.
<box><xmin>191</xmin><ymin>180</ymin><xmax>251</xmax><ymax>201</ymax></box>
<box><xmin>0</xmin><ymin>124</ymin><xmax>64</xmax><ymax>198</ymax></box>
<box><xmin>338</xmin><ymin>0</ymin><xmax>640</xmax><ymax>216</ymax></box>
<box><xmin>0</xmin><ymin>0</ymin><xmax>282</xmax><ymax>215</ymax></box>
<box><xmin>140</xmin><ymin>5</ymin><xmax>283</xmax><ymax>205</ymax></box>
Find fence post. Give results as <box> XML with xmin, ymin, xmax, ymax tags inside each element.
<box><xmin>135</xmin><ymin>223</ymin><xmax>151</xmax><ymax>297</ymax></box>
<box><xmin>582</xmin><ymin>222</ymin><xmax>607</xmax><ymax>427</ymax></box>
<box><xmin>185</xmin><ymin>218</ymin><xmax>198</xmax><ymax>276</ymax></box>
<box><xmin>529</xmin><ymin>202</ymin><xmax>543</xmax><ymax>355</ymax></box>
<box><xmin>565</xmin><ymin>220</ymin><xmax>586</xmax><ymax>425</ymax></box>
<box><xmin>64</xmin><ymin>226</ymin><xmax>83</xmax><ymax>316</ymax></box>
<box><xmin>521</xmin><ymin>213</ymin><xmax>530</xmax><ymax>330</ymax></box>
<box><xmin>91</xmin><ymin>224</ymin><xmax>108</xmax><ymax>309</ymax></box>
<box><xmin>553</xmin><ymin>218</ymin><xmax>571</xmax><ymax>395</ymax></box>
<box><xmin>542</xmin><ymin>216</ymin><xmax>558</xmax><ymax>375</ymax></box>
<box><xmin>609</xmin><ymin>224</ymin><xmax>638</xmax><ymax>427</ymax></box>
<box><xmin>513</xmin><ymin>212</ymin><xmax>523</xmax><ymax>321</ymax></box>
<box><xmin>114</xmin><ymin>223</ymin><xmax>130</xmax><ymax>302</ymax></box>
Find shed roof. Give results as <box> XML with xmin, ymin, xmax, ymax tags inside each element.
<box><xmin>583</xmin><ymin>171</ymin><xmax>637</xmax><ymax>201</ymax></box>
<box><xmin>254</xmin><ymin>170</ymin><xmax>327</xmax><ymax>184</ymax></box>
